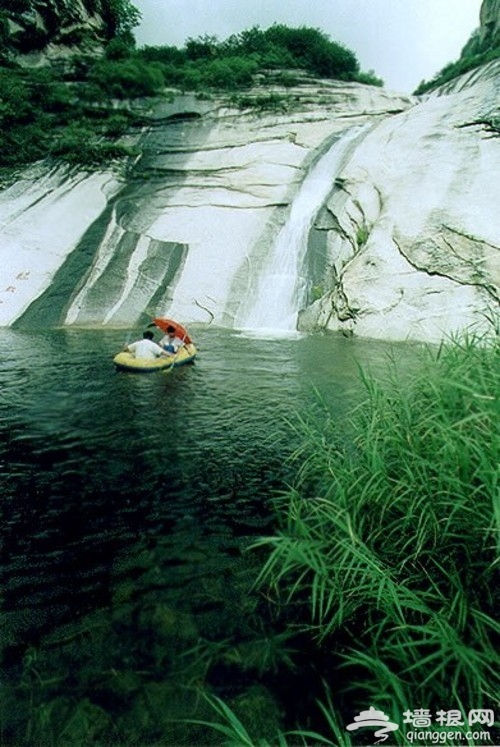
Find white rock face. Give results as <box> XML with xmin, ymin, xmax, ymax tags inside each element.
<box><xmin>303</xmin><ymin>61</ymin><xmax>500</xmax><ymax>342</ymax></box>
<box><xmin>0</xmin><ymin>167</ymin><xmax>120</xmax><ymax>327</ymax></box>
<box><xmin>0</xmin><ymin>65</ymin><xmax>498</xmax><ymax>343</ymax></box>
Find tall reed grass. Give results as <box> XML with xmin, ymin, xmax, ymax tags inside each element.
<box><xmin>248</xmin><ymin>330</ymin><xmax>499</xmax><ymax>741</ymax></box>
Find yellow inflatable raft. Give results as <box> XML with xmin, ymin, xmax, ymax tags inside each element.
<box><xmin>113</xmin><ymin>343</ymin><xmax>197</xmax><ymax>373</ymax></box>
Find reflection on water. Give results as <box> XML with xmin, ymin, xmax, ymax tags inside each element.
<box><xmin>0</xmin><ymin>326</ymin><xmax>422</xmax><ymax>740</ymax></box>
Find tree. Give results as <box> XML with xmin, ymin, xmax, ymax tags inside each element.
<box><xmin>102</xmin><ymin>0</ymin><xmax>141</xmax><ymax>42</ymax></box>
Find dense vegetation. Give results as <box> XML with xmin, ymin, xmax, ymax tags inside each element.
<box><xmin>138</xmin><ymin>25</ymin><xmax>383</xmax><ymax>91</ymax></box>
<box><xmin>0</xmin><ymin>2</ymin><xmax>383</xmax><ymax>171</ymax></box>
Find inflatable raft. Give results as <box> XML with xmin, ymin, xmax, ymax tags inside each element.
<box><xmin>114</xmin><ymin>343</ymin><xmax>197</xmax><ymax>373</ymax></box>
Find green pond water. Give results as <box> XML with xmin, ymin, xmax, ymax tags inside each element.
<box><xmin>0</xmin><ymin>326</ymin><xmax>423</xmax><ymax>743</ymax></box>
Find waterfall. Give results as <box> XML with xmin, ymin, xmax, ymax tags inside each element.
<box><xmin>236</xmin><ymin>126</ymin><xmax>363</xmax><ymax>335</ymax></box>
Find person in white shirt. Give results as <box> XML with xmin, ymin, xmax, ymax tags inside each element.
<box><xmin>125</xmin><ymin>331</ymin><xmax>170</xmax><ymax>360</ymax></box>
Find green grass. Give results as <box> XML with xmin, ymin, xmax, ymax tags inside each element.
<box><xmin>244</xmin><ymin>327</ymin><xmax>499</xmax><ymax>739</ymax></box>
<box><xmin>187</xmin><ymin>691</ymin><xmax>350</xmax><ymax>746</ymax></box>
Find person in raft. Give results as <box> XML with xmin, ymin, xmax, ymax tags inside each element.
<box><xmin>159</xmin><ymin>325</ymin><xmax>185</xmax><ymax>354</ymax></box>
<box><xmin>125</xmin><ymin>330</ymin><xmax>171</xmax><ymax>360</ymax></box>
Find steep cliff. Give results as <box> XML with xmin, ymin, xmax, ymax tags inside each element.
<box><xmin>0</xmin><ymin>78</ymin><xmax>413</xmax><ymax>331</ymax></box>
<box><xmin>0</xmin><ymin>5</ymin><xmax>499</xmax><ymax>343</ymax></box>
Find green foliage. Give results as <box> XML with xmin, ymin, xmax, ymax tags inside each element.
<box><xmin>217</xmin><ymin>24</ymin><xmax>361</xmax><ymax>80</ymax></box>
<box><xmin>139</xmin><ymin>43</ymin><xmax>186</xmax><ymax>66</ymax></box>
<box><xmin>185</xmin><ymin>33</ymin><xmax>220</xmax><ymax>60</ymax></box>
<box><xmin>101</xmin><ymin>0</ymin><xmax>142</xmax><ymax>41</ymax></box>
<box><xmin>230</xmin><ymin>92</ymin><xmax>291</xmax><ymax>112</ymax></box>
<box><xmin>310</xmin><ymin>285</ymin><xmax>324</xmax><ymax>303</ymax></box>
<box><xmin>0</xmin><ymin>19</ymin><xmax>383</xmax><ymax>169</ymax></box>
<box><xmin>188</xmin><ymin>691</ymin><xmax>345</xmax><ymax>746</ymax></box>
<box><xmin>88</xmin><ymin>57</ymin><xmax>165</xmax><ymax>98</ymax></box>
<box><xmin>271</xmin><ymin>70</ymin><xmax>302</xmax><ymax>87</ymax></box>
<box><xmin>0</xmin><ymin>68</ymin><xmax>33</xmax><ymax>124</ymax></box>
<box><xmin>206</xmin><ymin>56</ymin><xmax>259</xmax><ymax>88</ymax></box>
<box><xmin>414</xmin><ymin>26</ymin><xmax>500</xmax><ymax>94</ymax></box>
<box><xmin>416</xmin><ymin>48</ymin><xmax>500</xmax><ymax>94</ymax></box>
<box><xmin>253</xmin><ymin>329</ymin><xmax>500</xmax><ymax>715</ymax></box>
<box><xmin>135</xmin><ymin>23</ymin><xmax>382</xmax><ymax>92</ymax></box>
<box><xmin>104</xmin><ymin>36</ymin><xmax>135</xmax><ymax>61</ymax></box>
<box><xmin>265</xmin><ymin>24</ymin><xmax>359</xmax><ymax>79</ymax></box>
<box><xmin>49</xmin><ymin>123</ymin><xmax>135</xmax><ymax>165</ymax></box>
<box><xmin>0</xmin><ymin>69</ymin><xmax>50</xmax><ymax>164</ymax></box>
<box><xmin>0</xmin><ymin>62</ymin><xmax>145</xmax><ymax>168</ymax></box>
<box><xmin>355</xmin><ymin>69</ymin><xmax>384</xmax><ymax>87</ymax></box>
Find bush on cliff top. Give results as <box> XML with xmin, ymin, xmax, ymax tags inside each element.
<box><xmin>139</xmin><ymin>24</ymin><xmax>384</xmax><ymax>88</ymax></box>
<box><xmin>0</xmin><ymin>15</ymin><xmax>383</xmax><ymax>170</ymax></box>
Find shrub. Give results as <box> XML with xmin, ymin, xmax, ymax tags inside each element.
<box><xmin>104</xmin><ymin>36</ymin><xmax>136</xmax><ymax>61</ymax></box>
<box><xmin>264</xmin><ymin>24</ymin><xmax>359</xmax><ymax>79</ymax></box>
<box><xmin>355</xmin><ymin>69</ymin><xmax>384</xmax><ymax>87</ymax></box>
<box><xmin>139</xmin><ymin>44</ymin><xmax>186</xmax><ymax>66</ymax></box>
<box><xmin>0</xmin><ymin>20</ymin><xmax>383</xmax><ymax>169</ymax></box>
<box><xmin>162</xmin><ymin>23</ymin><xmax>373</xmax><ymax>88</ymax></box>
<box><xmin>0</xmin><ymin>70</ymin><xmax>33</xmax><ymax>125</ymax></box>
<box><xmin>201</xmin><ymin>56</ymin><xmax>259</xmax><ymax>89</ymax></box>
<box><xmin>185</xmin><ymin>33</ymin><xmax>219</xmax><ymax>60</ymax></box>
<box><xmin>50</xmin><ymin>124</ymin><xmax>133</xmax><ymax>165</ymax></box>
<box><xmin>88</xmin><ymin>58</ymin><xmax>165</xmax><ymax>98</ymax></box>
<box><xmin>28</xmin><ymin>70</ymin><xmax>74</xmax><ymax>113</ymax></box>
<box><xmin>0</xmin><ymin>123</ymin><xmax>49</xmax><ymax>165</ymax></box>
<box><xmin>101</xmin><ymin>0</ymin><xmax>142</xmax><ymax>41</ymax></box>
<box><xmin>230</xmin><ymin>92</ymin><xmax>290</xmax><ymax>112</ymax></box>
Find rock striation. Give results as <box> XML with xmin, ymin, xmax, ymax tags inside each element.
<box><xmin>0</xmin><ymin>78</ymin><xmax>416</xmax><ymax>334</ymax></box>
<box><xmin>301</xmin><ymin>61</ymin><xmax>500</xmax><ymax>342</ymax></box>
<box><xmin>0</xmin><ymin>3</ymin><xmax>499</xmax><ymax>343</ymax></box>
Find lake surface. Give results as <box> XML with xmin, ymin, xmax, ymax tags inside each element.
<box><xmin>0</xmin><ymin>326</ymin><xmax>422</xmax><ymax>742</ymax></box>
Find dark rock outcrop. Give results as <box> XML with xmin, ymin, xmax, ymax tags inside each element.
<box><xmin>2</xmin><ymin>0</ymin><xmax>110</xmax><ymax>63</ymax></box>
<box><xmin>479</xmin><ymin>0</ymin><xmax>500</xmax><ymax>49</ymax></box>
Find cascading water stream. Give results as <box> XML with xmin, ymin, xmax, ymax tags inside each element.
<box><xmin>237</xmin><ymin>126</ymin><xmax>364</xmax><ymax>335</ymax></box>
